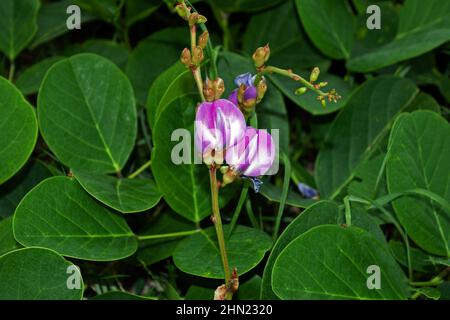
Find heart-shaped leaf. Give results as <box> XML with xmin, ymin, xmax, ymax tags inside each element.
<box><xmin>72</xmin><ymin>169</ymin><xmax>162</xmax><ymax>214</ymax></box>
<box><xmin>0</xmin><ymin>247</ymin><xmax>83</xmax><ymax>299</ymax></box>
<box><xmin>0</xmin><ymin>77</ymin><xmax>38</xmax><ymax>185</ymax></box>
<box><xmin>38</xmin><ymin>53</ymin><xmax>137</xmax><ymax>174</ymax></box>
<box><xmin>387</xmin><ymin>111</ymin><xmax>450</xmax><ymax>256</ymax></box>
<box><xmin>173</xmin><ymin>225</ymin><xmax>272</xmax><ymax>279</ymax></box>
<box><xmin>272</xmin><ymin>225</ymin><xmax>409</xmax><ymax>299</ymax></box>
<box><xmin>13</xmin><ymin>176</ymin><xmax>138</xmax><ymax>261</ymax></box>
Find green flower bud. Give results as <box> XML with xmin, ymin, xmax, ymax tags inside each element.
<box><xmin>295</xmin><ymin>87</ymin><xmax>307</xmax><ymax>95</ymax></box>
<box><xmin>310</xmin><ymin>67</ymin><xmax>320</xmax><ymax>83</ymax></box>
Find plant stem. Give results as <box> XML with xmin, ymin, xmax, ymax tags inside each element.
<box><xmin>137</xmin><ymin>229</ymin><xmax>200</xmax><ymax>241</ymax></box>
<box><xmin>261</xmin><ymin>66</ymin><xmax>328</xmax><ymax>97</ymax></box>
<box><xmin>227</xmin><ymin>185</ymin><xmax>248</xmax><ymax>239</ymax></box>
<box><xmin>192</xmin><ymin>67</ymin><xmax>205</xmax><ymax>101</ymax></box>
<box><xmin>209</xmin><ymin>167</ymin><xmax>231</xmax><ymax>287</ymax></box>
<box><xmin>410</xmin><ymin>268</ymin><xmax>448</xmax><ymax>287</ymax></box>
<box><xmin>8</xmin><ymin>60</ymin><xmax>15</xmax><ymax>81</ymax></box>
<box><xmin>128</xmin><ymin>160</ymin><xmax>152</xmax><ymax>179</ymax></box>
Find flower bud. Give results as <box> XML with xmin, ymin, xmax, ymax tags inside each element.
<box><xmin>175</xmin><ymin>3</ymin><xmax>189</xmax><ymax>20</ymax></box>
<box><xmin>191</xmin><ymin>46</ymin><xmax>204</xmax><ymax>65</ymax></box>
<box><xmin>310</xmin><ymin>67</ymin><xmax>320</xmax><ymax>83</ymax></box>
<box><xmin>318</xmin><ymin>81</ymin><xmax>328</xmax><ymax>88</ymax></box>
<box><xmin>295</xmin><ymin>87</ymin><xmax>307</xmax><ymax>95</ymax></box>
<box><xmin>256</xmin><ymin>79</ymin><xmax>267</xmax><ymax>103</ymax></box>
<box><xmin>221</xmin><ymin>169</ymin><xmax>237</xmax><ymax>187</ymax></box>
<box><xmin>252</xmin><ymin>44</ymin><xmax>270</xmax><ymax>68</ymax></box>
<box><xmin>297</xmin><ymin>182</ymin><xmax>319</xmax><ymax>199</ymax></box>
<box><xmin>198</xmin><ymin>31</ymin><xmax>209</xmax><ymax>49</ymax></box>
<box><xmin>321</xmin><ymin>98</ymin><xmax>327</xmax><ymax>108</ymax></box>
<box><xmin>180</xmin><ymin>48</ymin><xmax>191</xmax><ymax>67</ymax></box>
<box><xmin>188</xmin><ymin>12</ymin><xmax>207</xmax><ymax>26</ymax></box>
<box><xmin>203</xmin><ymin>78</ymin><xmax>215</xmax><ymax>102</ymax></box>
<box><xmin>213</xmin><ymin>78</ymin><xmax>225</xmax><ymax>100</ymax></box>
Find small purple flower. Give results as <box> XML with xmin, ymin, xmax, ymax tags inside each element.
<box><xmin>234</xmin><ymin>72</ymin><xmax>256</xmax><ymax>87</ymax></box>
<box><xmin>228</xmin><ymin>73</ymin><xmax>258</xmax><ymax>110</ymax></box>
<box><xmin>297</xmin><ymin>182</ymin><xmax>318</xmax><ymax>199</ymax></box>
<box><xmin>195</xmin><ymin>99</ymin><xmax>246</xmax><ymax>165</ymax></box>
<box><xmin>225</xmin><ymin>127</ymin><xmax>275</xmax><ymax>177</ymax></box>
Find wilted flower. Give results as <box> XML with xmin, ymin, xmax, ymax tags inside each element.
<box><xmin>297</xmin><ymin>182</ymin><xmax>318</xmax><ymax>199</ymax></box>
<box><xmin>222</xmin><ymin>127</ymin><xmax>275</xmax><ymax>190</ymax></box>
<box><xmin>195</xmin><ymin>99</ymin><xmax>246</xmax><ymax>166</ymax></box>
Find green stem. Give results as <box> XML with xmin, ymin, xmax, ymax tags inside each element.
<box><xmin>344</xmin><ymin>196</ymin><xmax>352</xmax><ymax>226</ymax></box>
<box><xmin>410</xmin><ymin>268</ymin><xmax>447</xmax><ymax>287</ymax></box>
<box><xmin>227</xmin><ymin>185</ymin><xmax>248</xmax><ymax>239</ymax></box>
<box><xmin>245</xmin><ymin>198</ymin><xmax>259</xmax><ymax>229</ymax></box>
<box><xmin>272</xmin><ymin>153</ymin><xmax>291</xmax><ymax>240</ymax></box>
<box><xmin>8</xmin><ymin>60</ymin><xmax>15</xmax><ymax>81</ymax></box>
<box><xmin>137</xmin><ymin>229</ymin><xmax>200</xmax><ymax>241</ymax></box>
<box><xmin>262</xmin><ymin>66</ymin><xmax>328</xmax><ymax>97</ymax></box>
<box><xmin>128</xmin><ymin>160</ymin><xmax>152</xmax><ymax>179</ymax></box>
<box><xmin>209</xmin><ymin>167</ymin><xmax>231</xmax><ymax>287</ymax></box>
<box><xmin>192</xmin><ymin>67</ymin><xmax>205</xmax><ymax>101</ymax></box>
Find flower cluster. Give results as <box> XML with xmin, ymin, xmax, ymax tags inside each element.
<box><xmin>195</xmin><ymin>74</ymin><xmax>276</xmax><ymax>191</ymax></box>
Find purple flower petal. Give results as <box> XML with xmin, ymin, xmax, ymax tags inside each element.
<box><xmin>195</xmin><ymin>99</ymin><xmax>246</xmax><ymax>161</ymax></box>
<box><xmin>234</xmin><ymin>72</ymin><xmax>255</xmax><ymax>87</ymax></box>
<box><xmin>226</xmin><ymin>127</ymin><xmax>275</xmax><ymax>177</ymax></box>
<box><xmin>244</xmin><ymin>86</ymin><xmax>258</xmax><ymax>101</ymax></box>
<box><xmin>228</xmin><ymin>89</ymin><xmax>238</xmax><ymax>106</ymax></box>
<box><xmin>297</xmin><ymin>182</ymin><xmax>318</xmax><ymax>199</ymax></box>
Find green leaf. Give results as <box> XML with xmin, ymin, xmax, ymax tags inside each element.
<box><xmin>0</xmin><ymin>247</ymin><xmax>83</xmax><ymax>299</ymax></box>
<box><xmin>185</xmin><ymin>285</ymin><xmax>214</xmax><ymax>300</ymax></box>
<box><xmin>389</xmin><ymin>241</ymin><xmax>436</xmax><ymax>273</ymax></box>
<box><xmin>173</xmin><ymin>225</ymin><xmax>272</xmax><ymax>279</ymax></box>
<box><xmin>72</xmin><ymin>169</ymin><xmax>162</xmax><ymax>214</ymax></box>
<box><xmin>146</xmin><ymin>61</ymin><xmax>196</xmax><ymax>129</ymax></box>
<box><xmin>296</xmin><ymin>0</ymin><xmax>354</xmax><ymax>59</ymax></box>
<box><xmin>151</xmin><ymin>94</ymin><xmax>236</xmax><ymax>222</ymax></box>
<box><xmin>259</xmin><ymin>180</ymin><xmax>316</xmax><ymax>209</ymax></box>
<box><xmin>0</xmin><ymin>77</ymin><xmax>38</xmax><ymax>185</ymax></box>
<box><xmin>347</xmin><ymin>153</ymin><xmax>387</xmax><ymax>200</ymax></box>
<box><xmin>0</xmin><ymin>217</ymin><xmax>20</xmax><ymax>256</ymax></box>
<box><xmin>13</xmin><ymin>176</ymin><xmax>138</xmax><ymax>261</ymax></box>
<box><xmin>347</xmin><ymin>0</ymin><xmax>450</xmax><ymax>72</ymax></box>
<box><xmin>439</xmin><ymin>282</ymin><xmax>450</xmax><ymax>300</ymax></box>
<box><xmin>207</xmin><ymin>0</ymin><xmax>284</xmax><ymax>13</ymax></box>
<box><xmin>38</xmin><ymin>53</ymin><xmax>137</xmax><ymax>174</ymax></box>
<box><xmin>137</xmin><ymin>211</ymin><xmax>196</xmax><ymax>266</ymax></box>
<box><xmin>31</xmin><ymin>0</ymin><xmax>95</xmax><ymax>49</ymax></box>
<box><xmin>0</xmin><ymin>160</ymin><xmax>52</xmax><ymax>219</ymax></box>
<box><xmin>262</xmin><ymin>201</ymin><xmax>387</xmax><ymax>299</ymax></box>
<box><xmin>272</xmin><ymin>225</ymin><xmax>409</xmax><ymax>299</ymax></box>
<box><xmin>0</xmin><ymin>0</ymin><xmax>40</xmax><ymax>60</ymax></box>
<box><xmin>15</xmin><ymin>56</ymin><xmax>64</xmax><ymax>95</ymax></box>
<box><xmin>387</xmin><ymin>111</ymin><xmax>450</xmax><ymax>257</ymax></box>
<box><xmin>217</xmin><ymin>51</ymin><xmax>254</xmax><ymax>98</ymax></box>
<box><xmin>74</xmin><ymin>0</ymin><xmax>120</xmax><ymax>23</ymax></box>
<box><xmin>236</xmin><ymin>275</ymin><xmax>262</xmax><ymax>300</ymax></box>
<box><xmin>315</xmin><ymin>76</ymin><xmax>418</xmax><ymax>199</ymax></box>
<box><xmin>125</xmin><ymin>0</ymin><xmax>161</xmax><ymax>27</ymax></box>
<box><xmin>243</xmin><ymin>0</ymin><xmax>327</xmax><ymax>70</ymax></box>
<box><xmin>126</xmin><ymin>28</ymin><xmax>188</xmax><ymax>105</ymax></box>
<box><xmin>261</xmin><ymin>201</ymin><xmax>341</xmax><ymax>299</ymax></box>
<box><xmin>82</xmin><ymin>39</ymin><xmax>129</xmax><ymax>70</ymax></box>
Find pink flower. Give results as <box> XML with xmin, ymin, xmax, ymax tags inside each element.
<box><xmin>225</xmin><ymin>127</ymin><xmax>275</xmax><ymax>177</ymax></box>
<box><xmin>195</xmin><ymin>99</ymin><xmax>246</xmax><ymax>165</ymax></box>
